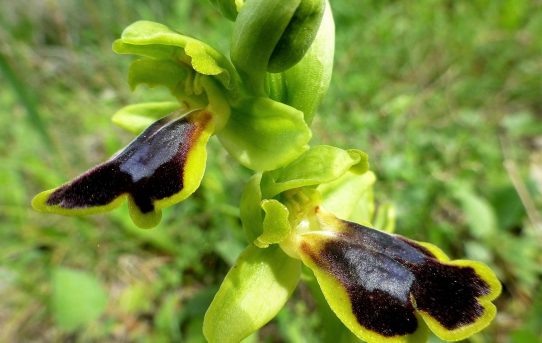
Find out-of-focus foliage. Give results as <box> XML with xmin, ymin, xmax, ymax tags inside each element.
<box><xmin>0</xmin><ymin>0</ymin><xmax>540</xmax><ymax>342</ymax></box>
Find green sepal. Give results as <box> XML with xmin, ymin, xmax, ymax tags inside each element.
<box><xmin>266</xmin><ymin>0</ymin><xmax>334</xmax><ymax>124</ymax></box>
<box><xmin>217</xmin><ymin>97</ymin><xmax>311</xmax><ymax>171</ymax></box>
<box><xmin>126</xmin><ymin>59</ymin><xmax>208</xmax><ymax>108</ymax></box>
<box><xmin>112</xmin><ymin>101</ymin><xmax>182</xmax><ymax>134</ymax></box>
<box><xmin>318</xmin><ymin>171</ymin><xmax>376</xmax><ymax>225</ymax></box>
<box><xmin>231</xmin><ymin>0</ymin><xmax>300</xmax><ymax>92</ymax></box>
<box><xmin>240</xmin><ymin>174</ymin><xmax>264</xmax><ymax>243</ymax></box>
<box><xmin>203</xmin><ymin>244</ymin><xmax>301</xmax><ymax>343</ymax></box>
<box><xmin>127</xmin><ymin>58</ymin><xmax>192</xmax><ymax>93</ymax></box>
<box><xmin>255</xmin><ymin>199</ymin><xmax>291</xmax><ymax>248</ymax></box>
<box><xmin>261</xmin><ymin>145</ymin><xmax>369</xmax><ymax>198</ymax></box>
<box><xmin>113</xmin><ymin>20</ymin><xmax>239</xmax><ymax>92</ymax></box>
<box><xmin>268</xmin><ymin>0</ymin><xmax>325</xmax><ymax>73</ymax></box>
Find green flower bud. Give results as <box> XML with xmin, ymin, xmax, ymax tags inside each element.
<box><xmin>231</xmin><ymin>0</ymin><xmax>325</xmax><ymax>92</ymax></box>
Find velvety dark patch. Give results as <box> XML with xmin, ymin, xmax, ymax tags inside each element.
<box><xmin>46</xmin><ymin>111</ymin><xmax>207</xmax><ymax>213</ymax></box>
<box><xmin>410</xmin><ymin>260</ymin><xmax>490</xmax><ymax>330</ymax></box>
<box><xmin>319</xmin><ymin>240</ymin><xmax>419</xmax><ymax>336</ymax></box>
<box><xmin>308</xmin><ymin>219</ymin><xmax>491</xmax><ymax>335</ymax></box>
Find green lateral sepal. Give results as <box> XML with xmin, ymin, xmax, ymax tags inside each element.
<box><xmin>113</xmin><ymin>20</ymin><xmax>240</xmax><ymax>93</ymax></box>
<box><xmin>32</xmin><ymin>109</ymin><xmax>215</xmax><ymax>228</ymax></box>
<box><xmin>261</xmin><ymin>145</ymin><xmax>369</xmax><ymax>198</ymax></box>
<box><xmin>125</xmin><ymin>58</ymin><xmax>206</xmax><ymax>109</ymax></box>
<box><xmin>203</xmin><ymin>245</ymin><xmax>301</xmax><ymax>343</ymax></box>
<box><xmin>217</xmin><ymin>97</ymin><xmax>311</xmax><ymax>171</ymax></box>
<box><xmin>296</xmin><ymin>211</ymin><xmax>501</xmax><ymax>342</ymax></box>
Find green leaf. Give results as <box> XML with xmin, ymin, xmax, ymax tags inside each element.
<box><xmin>318</xmin><ymin>171</ymin><xmax>376</xmax><ymax>225</ymax></box>
<box><xmin>51</xmin><ymin>268</ymin><xmax>108</xmax><ymax>331</ymax></box>
<box><xmin>203</xmin><ymin>245</ymin><xmax>301</xmax><ymax>343</ymax></box>
<box><xmin>217</xmin><ymin>97</ymin><xmax>311</xmax><ymax>171</ymax></box>
<box><xmin>255</xmin><ymin>199</ymin><xmax>291</xmax><ymax>248</ymax></box>
<box><xmin>451</xmin><ymin>184</ymin><xmax>498</xmax><ymax>239</ymax></box>
<box><xmin>113</xmin><ymin>20</ymin><xmax>239</xmax><ymax>91</ymax></box>
<box><xmin>118</xmin><ymin>282</ymin><xmax>155</xmax><ymax>314</ymax></box>
<box><xmin>261</xmin><ymin>145</ymin><xmax>368</xmax><ymax>198</ymax></box>
<box><xmin>112</xmin><ymin>102</ymin><xmax>182</xmax><ymax>134</ymax></box>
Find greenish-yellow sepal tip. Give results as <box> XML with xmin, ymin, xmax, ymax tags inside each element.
<box><xmin>128</xmin><ymin>198</ymin><xmax>162</xmax><ymax>229</ymax></box>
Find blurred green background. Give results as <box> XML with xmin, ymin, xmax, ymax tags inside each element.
<box><xmin>1</xmin><ymin>0</ymin><xmax>541</xmax><ymax>342</ymax></box>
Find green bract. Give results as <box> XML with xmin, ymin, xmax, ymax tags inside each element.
<box><xmin>31</xmin><ymin>1</ymin><xmax>501</xmax><ymax>342</ymax></box>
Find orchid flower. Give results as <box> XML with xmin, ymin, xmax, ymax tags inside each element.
<box><xmin>32</xmin><ymin>0</ymin><xmax>331</xmax><ymax>227</ymax></box>
<box><xmin>32</xmin><ymin>1</ymin><xmax>501</xmax><ymax>341</ymax></box>
<box><xmin>205</xmin><ymin>145</ymin><xmax>501</xmax><ymax>342</ymax></box>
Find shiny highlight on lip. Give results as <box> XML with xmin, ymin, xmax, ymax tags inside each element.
<box><xmin>32</xmin><ymin>109</ymin><xmax>213</xmax><ymax>228</ymax></box>
<box><xmin>299</xmin><ymin>215</ymin><xmax>501</xmax><ymax>341</ymax></box>
<box><xmin>46</xmin><ymin>111</ymin><xmax>205</xmax><ymax>213</ymax></box>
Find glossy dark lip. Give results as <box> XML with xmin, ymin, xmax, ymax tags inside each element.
<box><xmin>303</xmin><ymin>220</ymin><xmax>492</xmax><ymax>337</ymax></box>
<box><xmin>46</xmin><ymin>109</ymin><xmax>209</xmax><ymax>213</ymax></box>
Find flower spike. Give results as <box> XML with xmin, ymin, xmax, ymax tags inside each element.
<box><xmin>297</xmin><ymin>209</ymin><xmax>501</xmax><ymax>342</ymax></box>
<box><xmin>32</xmin><ymin>109</ymin><xmax>214</xmax><ymax>228</ymax></box>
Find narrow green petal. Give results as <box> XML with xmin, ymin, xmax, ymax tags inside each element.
<box><xmin>203</xmin><ymin>245</ymin><xmax>301</xmax><ymax>343</ymax></box>
<box><xmin>217</xmin><ymin>97</ymin><xmax>311</xmax><ymax>171</ymax></box>
<box><xmin>255</xmin><ymin>199</ymin><xmax>291</xmax><ymax>248</ymax></box>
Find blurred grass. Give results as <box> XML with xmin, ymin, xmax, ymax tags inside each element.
<box><xmin>0</xmin><ymin>0</ymin><xmax>541</xmax><ymax>342</ymax></box>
